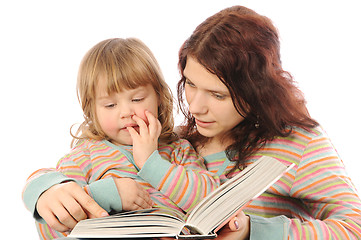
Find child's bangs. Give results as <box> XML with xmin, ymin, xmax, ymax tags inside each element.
<box><xmin>100</xmin><ymin>54</ymin><xmax>157</xmax><ymax>94</ymax></box>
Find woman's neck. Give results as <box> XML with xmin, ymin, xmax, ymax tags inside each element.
<box><xmin>197</xmin><ymin>137</ymin><xmax>232</xmax><ymax>156</ymax></box>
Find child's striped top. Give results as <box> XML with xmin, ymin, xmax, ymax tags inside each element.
<box><xmin>23</xmin><ymin>138</ymin><xmax>220</xmax><ymax>240</ymax></box>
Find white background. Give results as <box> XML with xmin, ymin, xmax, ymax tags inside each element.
<box><xmin>1</xmin><ymin>0</ymin><xmax>360</xmax><ymax>238</ymax></box>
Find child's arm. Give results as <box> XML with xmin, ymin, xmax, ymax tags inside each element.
<box><xmin>22</xmin><ymin>165</ymin><xmax>110</xmax><ymax>233</ymax></box>
<box><xmin>36</xmin><ymin>181</ymin><xmax>108</xmax><ymax>232</ymax></box>
<box><xmin>138</xmin><ymin>139</ymin><xmax>220</xmax><ymax>212</ymax></box>
<box><xmin>22</xmin><ymin>141</ymin><xmax>152</xmax><ymax>232</ymax></box>
<box><xmin>128</xmin><ymin>111</ymin><xmax>220</xmax><ymax>212</ymax></box>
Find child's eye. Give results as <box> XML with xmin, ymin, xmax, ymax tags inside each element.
<box><xmin>132</xmin><ymin>98</ymin><xmax>144</xmax><ymax>102</ymax></box>
<box><xmin>105</xmin><ymin>103</ymin><xmax>116</xmax><ymax>108</ymax></box>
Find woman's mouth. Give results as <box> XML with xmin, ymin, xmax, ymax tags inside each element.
<box><xmin>195</xmin><ymin>118</ymin><xmax>214</xmax><ymax>128</ymax></box>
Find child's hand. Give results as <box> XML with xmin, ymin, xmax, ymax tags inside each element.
<box><xmin>113</xmin><ymin>177</ymin><xmax>154</xmax><ymax>210</ymax></box>
<box><xmin>36</xmin><ymin>181</ymin><xmax>108</xmax><ymax>232</ymax></box>
<box><xmin>127</xmin><ymin>110</ymin><xmax>161</xmax><ymax>168</ymax></box>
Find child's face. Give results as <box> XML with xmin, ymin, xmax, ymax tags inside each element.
<box><xmin>95</xmin><ymin>79</ymin><xmax>159</xmax><ymax>146</ymax></box>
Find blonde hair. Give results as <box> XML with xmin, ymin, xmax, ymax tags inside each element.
<box><xmin>72</xmin><ymin>38</ymin><xmax>176</xmax><ymax>146</ymax></box>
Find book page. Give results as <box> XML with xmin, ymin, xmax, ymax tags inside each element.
<box><xmin>69</xmin><ymin>208</ymin><xmax>187</xmax><ymax>238</ymax></box>
<box><xmin>186</xmin><ymin>156</ymin><xmax>294</xmax><ymax>234</ymax></box>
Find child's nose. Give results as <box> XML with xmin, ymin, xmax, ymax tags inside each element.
<box><xmin>119</xmin><ymin>105</ymin><xmax>135</xmax><ymax>119</ymax></box>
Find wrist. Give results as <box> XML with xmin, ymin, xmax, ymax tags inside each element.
<box><xmin>134</xmin><ymin>148</ymin><xmax>157</xmax><ymax>169</ymax></box>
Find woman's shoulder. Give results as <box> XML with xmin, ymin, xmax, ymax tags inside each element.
<box><xmin>273</xmin><ymin>125</ymin><xmax>328</xmax><ymax>145</ymax></box>
<box><xmin>256</xmin><ymin>125</ymin><xmax>330</xmax><ymax>164</ymax></box>
<box><xmin>290</xmin><ymin>125</ymin><xmax>326</xmax><ymax>138</ymax></box>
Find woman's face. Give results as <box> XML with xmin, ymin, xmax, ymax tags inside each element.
<box><xmin>183</xmin><ymin>56</ymin><xmax>245</xmax><ymax>142</ymax></box>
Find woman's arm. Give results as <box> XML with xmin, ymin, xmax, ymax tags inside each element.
<box><xmin>281</xmin><ymin>133</ymin><xmax>361</xmax><ymax>239</ymax></box>
<box><xmin>223</xmin><ymin>131</ymin><xmax>361</xmax><ymax>239</ymax></box>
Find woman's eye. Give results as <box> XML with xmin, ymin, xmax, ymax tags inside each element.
<box><xmin>213</xmin><ymin>93</ymin><xmax>226</xmax><ymax>100</ymax></box>
<box><xmin>185</xmin><ymin>79</ymin><xmax>195</xmax><ymax>88</ymax></box>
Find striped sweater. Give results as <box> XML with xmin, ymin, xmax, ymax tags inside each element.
<box><xmin>22</xmin><ymin>138</ymin><xmax>220</xmax><ymax>239</ymax></box>
<box><xmin>205</xmin><ymin>126</ymin><xmax>361</xmax><ymax>239</ymax></box>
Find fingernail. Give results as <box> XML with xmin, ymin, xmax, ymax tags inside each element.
<box><xmin>101</xmin><ymin>212</ymin><xmax>109</xmax><ymax>217</ymax></box>
<box><xmin>234</xmin><ymin>220</ymin><xmax>240</xmax><ymax>230</ymax></box>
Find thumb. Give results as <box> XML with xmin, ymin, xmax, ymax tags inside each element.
<box><xmin>228</xmin><ymin>217</ymin><xmax>240</xmax><ymax>231</ymax></box>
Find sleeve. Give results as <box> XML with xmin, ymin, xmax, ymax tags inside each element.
<box><xmin>138</xmin><ymin>139</ymin><xmax>220</xmax><ymax>212</ymax></box>
<box><xmin>249</xmin><ymin>132</ymin><xmax>361</xmax><ymax>239</ymax></box>
<box><xmin>22</xmin><ymin>168</ymin><xmax>75</xmax><ymax>223</ymax></box>
<box><xmin>22</xmin><ymin>142</ymin><xmax>123</xmax><ymax>223</ymax></box>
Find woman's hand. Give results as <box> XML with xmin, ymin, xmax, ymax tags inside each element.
<box><xmin>113</xmin><ymin>177</ymin><xmax>153</xmax><ymax>211</ymax></box>
<box><xmin>36</xmin><ymin>181</ymin><xmax>108</xmax><ymax>232</ymax></box>
<box><xmin>160</xmin><ymin>212</ymin><xmax>250</xmax><ymax>240</ymax></box>
<box><xmin>128</xmin><ymin>110</ymin><xmax>162</xmax><ymax>168</ymax></box>
<box><xmin>215</xmin><ymin>211</ymin><xmax>250</xmax><ymax>240</ymax></box>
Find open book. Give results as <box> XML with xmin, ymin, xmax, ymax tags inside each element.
<box><xmin>69</xmin><ymin>156</ymin><xmax>294</xmax><ymax>239</ymax></box>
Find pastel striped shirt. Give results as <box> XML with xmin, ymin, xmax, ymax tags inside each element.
<box><xmin>204</xmin><ymin>126</ymin><xmax>361</xmax><ymax>239</ymax></box>
<box><xmin>22</xmin><ymin>138</ymin><xmax>220</xmax><ymax>239</ymax></box>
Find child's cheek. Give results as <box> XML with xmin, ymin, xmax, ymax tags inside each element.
<box><xmin>99</xmin><ymin>117</ymin><xmax>118</xmax><ymax>133</ymax></box>
<box><xmin>135</xmin><ymin>112</ymin><xmax>149</xmax><ymax>125</ymax></box>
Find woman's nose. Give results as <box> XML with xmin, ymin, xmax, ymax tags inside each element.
<box><xmin>188</xmin><ymin>91</ymin><xmax>207</xmax><ymax>115</ymax></box>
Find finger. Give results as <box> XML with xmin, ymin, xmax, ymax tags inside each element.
<box><xmin>127</xmin><ymin>125</ymin><xmax>139</xmax><ymax>140</ymax></box>
<box><xmin>228</xmin><ymin>217</ymin><xmax>240</xmax><ymax>231</ymax></box>
<box><xmin>40</xmin><ymin>208</ymin><xmax>70</xmax><ymax>232</ymax></box>
<box><xmin>134</xmin><ymin>194</ymin><xmax>153</xmax><ymax>209</ymax></box>
<box><xmin>132</xmin><ymin>115</ymin><xmax>149</xmax><ymax>134</ymax></box>
<box><xmin>54</xmin><ymin>205</ymin><xmax>78</xmax><ymax>230</ymax></box>
<box><xmin>145</xmin><ymin>111</ymin><xmax>161</xmax><ymax>137</ymax></box>
<box><xmin>142</xmin><ymin>190</ymin><xmax>154</xmax><ymax>207</ymax></box>
<box><xmin>144</xmin><ymin>110</ymin><xmax>156</xmax><ymax>124</ymax></box>
<box><xmin>136</xmin><ymin>185</ymin><xmax>153</xmax><ymax>208</ymax></box>
<box><xmin>62</xmin><ymin>195</ymin><xmax>87</xmax><ymax>222</ymax></box>
<box><xmin>72</xmin><ymin>188</ymin><xmax>108</xmax><ymax>219</ymax></box>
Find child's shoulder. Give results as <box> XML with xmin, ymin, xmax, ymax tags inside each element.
<box><xmin>60</xmin><ymin>139</ymin><xmax>109</xmax><ymax>162</ymax></box>
<box><xmin>71</xmin><ymin>138</ymin><xmax>107</xmax><ymax>151</ymax></box>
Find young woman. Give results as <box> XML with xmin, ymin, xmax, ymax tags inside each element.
<box><xmin>176</xmin><ymin>5</ymin><xmax>361</xmax><ymax>239</ymax></box>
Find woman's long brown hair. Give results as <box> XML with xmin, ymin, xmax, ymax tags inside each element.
<box><xmin>177</xmin><ymin>6</ymin><xmax>318</xmax><ymax>173</ymax></box>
